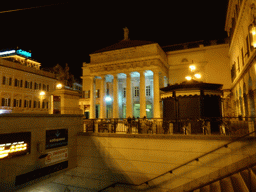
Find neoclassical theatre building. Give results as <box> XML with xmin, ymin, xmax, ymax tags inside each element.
<box><xmin>80</xmin><ymin>27</ymin><xmax>231</xmax><ymax>119</ymax></box>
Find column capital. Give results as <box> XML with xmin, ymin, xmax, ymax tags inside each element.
<box><xmin>139</xmin><ymin>71</ymin><xmax>146</xmax><ymax>76</ymax></box>
<box><xmin>99</xmin><ymin>75</ymin><xmax>105</xmax><ymax>79</ymax></box>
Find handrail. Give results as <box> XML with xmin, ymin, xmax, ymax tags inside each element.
<box><xmin>98</xmin><ymin>130</ymin><xmax>256</xmax><ymax>192</ymax></box>
<box><xmin>187</xmin><ymin>161</ymin><xmax>256</xmax><ymax>192</ymax></box>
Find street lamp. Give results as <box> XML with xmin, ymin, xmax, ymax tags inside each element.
<box><xmin>40</xmin><ymin>91</ymin><xmax>45</xmax><ymax>96</ymax></box>
<box><xmin>56</xmin><ymin>83</ymin><xmax>63</xmax><ymax>89</ymax></box>
<box><xmin>185</xmin><ymin>65</ymin><xmax>201</xmax><ymax>81</ymax></box>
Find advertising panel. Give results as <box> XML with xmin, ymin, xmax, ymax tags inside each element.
<box><xmin>45</xmin><ymin>148</ymin><xmax>68</xmax><ymax>165</ymax></box>
<box><xmin>0</xmin><ymin>132</ymin><xmax>31</xmax><ymax>160</ymax></box>
<box><xmin>46</xmin><ymin>129</ymin><xmax>68</xmax><ymax>149</ymax></box>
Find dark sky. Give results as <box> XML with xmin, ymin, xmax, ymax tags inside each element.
<box><xmin>0</xmin><ymin>1</ymin><xmax>229</xmax><ymax>81</ymax></box>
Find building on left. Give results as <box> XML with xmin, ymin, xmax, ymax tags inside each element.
<box><xmin>0</xmin><ymin>49</ymin><xmax>57</xmax><ymax>114</ymax></box>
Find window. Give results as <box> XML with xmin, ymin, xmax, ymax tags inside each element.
<box><xmin>19</xmin><ymin>99</ymin><xmax>22</xmax><ymax>107</ymax></box>
<box><xmin>84</xmin><ymin>90</ymin><xmax>90</xmax><ymax>98</ymax></box>
<box><xmin>123</xmin><ymin>88</ymin><xmax>126</xmax><ymax>98</ymax></box>
<box><xmin>24</xmin><ymin>100</ymin><xmax>27</xmax><ymax>108</ymax></box>
<box><xmin>33</xmin><ymin>101</ymin><xmax>37</xmax><ymax>108</ymax></box>
<box><xmin>237</xmin><ymin>57</ymin><xmax>240</xmax><ymax>72</ymax></box>
<box><xmin>96</xmin><ymin>89</ymin><xmax>100</xmax><ymax>98</ymax></box>
<box><xmin>34</xmin><ymin>82</ymin><xmax>37</xmax><ymax>90</ymax></box>
<box><xmin>231</xmin><ymin>64</ymin><xmax>236</xmax><ymax>82</ymax></box>
<box><xmin>2</xmin><ymin>98</ymin><xmax>11</xmax><ymax>107</ymax></box>
<box><xmin>15</xmin><ymin>79</ymin><xmax>18</xmax><ymax>87</ymax></box>
<box><xmin>2</xmin><ymin>76</ymin><xmax>6</xmax><ymax>85</ymax></box>
<box><xmin>43</xmin><ymin>84</ymin><xmax>46</xmax><ymax>91</ymax></box>
<box><xmin>30</xmin><ymin>82</ymin><xmax>32</xmax><ymax>89</ymax></box>
<box><xmin>39</xmin><ymin>83</ymin><xmax>41</xmax><ymax>90</ymax></box>
<box><xmin>241</xmin><ymin>48</ymin><xmax>244</xmax><ymax>66</ymax></box>
<box><xmin>20</xmin><ymin>80</ymin><xmax>23</xmax><ymax>87</ymax></box>
<box><xmin>9</xmin><ymin>78</ymin><xmax>12</xmax><ymax>86</ymax></box>
<box><xmin>25</xmin><ymin>81</ymin><xmax>28</xmax><ymax>88</ymax></box>
<box><xmin>146</xmin><ymin>86</ymin><xmax>151</xmax><ymax>96</ymax></box>
<box><xmin>135</xmin><ymin>87</ymin><xmax>139</xmax><ymax>97</ymax></box>
<box><xmin>246</xmin><ymin>35</ymin><xmax>250</xmax><ymax>57</ymax></box>
<box><xmin>13</xmin><ymin>99</ymin><xmax>16</xmax><ymax>107</ymax></box>
<box><xmin>29</xmin><ymin>100</ymin><xmax>32</xmax><ymax>108</ymax></box>
<box><xmin>47</xmin><ymin>85</ymin><xmax>49</xmax><ymax>92</ymax></box>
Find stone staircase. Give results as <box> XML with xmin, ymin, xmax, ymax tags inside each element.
<box><xmin>189</xmin><ymin>165</ymin><xmax>256</xmax><ymax>192</ymax></box>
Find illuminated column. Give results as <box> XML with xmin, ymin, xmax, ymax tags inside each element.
<box><xmin>153</xmin><ymin>70</ymin><xmax>161</xmax><ymax>118</ymax></box>
<box><xmin>140</xmin><ymin>71</ymin><xmax>146</xmax><ymax>118</ymax></box>
<box><xmin>100</xmin><ymin>75</ymin><xmax>106</xmax><ymax>119</ymax></box>
<box><xmin>126</xmin><ymin>73</ymin><xmax>132</xmax><ymax>118</ymax></box>
<box><xmin>89</xmin><ymin>76</ymin><xmax>95</xmax><ymax>119</ymax></box>
<box><xmin>113</xmin><ymin>74</ymin><xmax>119</xmax><ymax>118</ymax></box>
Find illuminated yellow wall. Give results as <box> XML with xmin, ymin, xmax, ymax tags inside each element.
<box><xmin>0</xmin><ymin>114</ymin><xmax>82</xmax><ymax>191</ymax></box>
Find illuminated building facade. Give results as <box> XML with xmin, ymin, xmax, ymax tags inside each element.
<box><xmin>225</xmin><ymin>0</ymin><xmax>256</xmax><ymax>117</ymax></box>
<box><xmin>0</xmin><ymin>49</ymin><xmax>57</xmax><ymax>114</ymax></box>
<box><xmin>81</xmin><ymin>28</ymin><xmax>231</xmax><ymax>119</ymax></box>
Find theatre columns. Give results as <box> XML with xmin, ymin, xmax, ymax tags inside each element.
<box><xmin>99</xmin><ymin>75</ymin><xmax>106</xmax><ymax>119</ymax></box>
<box><xmin>140</xmin><ymin>71</ymin><xmax>146</xmax><ymax>118</ymax></box>
<box><xmin>153</xmin><ymin>70</ymin><xmax>161</xmax><ymax>118</ymax></box>
<box><xmin>113</xmin><ymin>74</ymin><xmax>119</xmax><ymax>118</ymax></box>
<box><xmin>126</xmin><ymin>73</ymin><xmax>132</xmax><ymax>118</ymax></box>
<box><xmin>89</xmin><ymin>76</ymin><xmax>95</xmax><ymax>119</ymax></box>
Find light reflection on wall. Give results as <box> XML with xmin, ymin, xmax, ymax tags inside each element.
<box><xmin>0</xmin><ymin>141</ymin><xmax>27</xmax><ymax>159</ymax></box>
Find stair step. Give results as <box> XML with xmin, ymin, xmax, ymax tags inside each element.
<box><xmin>210</xmin><ymin>180</ymin><xmax>221</xmax><ymax>192</ymax></box>
<box><xmin>251</xmin><ymin>165</ymin><xmax>256</xmax><ymax>175</ymax></box>
<box><xmin>240</xmin><ymin>169</ymin><xmax>250</xmax><ymax>189</ymax></box>
<box><xmin>230</xmin><ymin>173</ymin><xmax>249</xmax><ymax>192</ymax></box>
<box><xmin>220</xmin><ymin>177</ymin><xmax>234</xmax><ymax>192</ymax></box>
<box><xmin>200</xmin><ymin>185</ymin><xmax>210</xmax><ymax>192</ymax></box>
<box><xmin>249</xmin><ymin>168</ymin><xmax>256</xmax><ymax>191</ymax></box>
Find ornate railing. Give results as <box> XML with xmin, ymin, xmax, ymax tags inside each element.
<box><xmin>83</xmin><ymin>117</ymin><xmax>256</xmax><ymax>136</ymax></box>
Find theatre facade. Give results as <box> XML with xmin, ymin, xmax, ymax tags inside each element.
<box><xmin>80</xmin><ymin>28</ymin><xmax>231</xmax><ymax>119</ymax></box>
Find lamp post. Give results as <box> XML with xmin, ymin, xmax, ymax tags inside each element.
<box><xmin>185</xmin><ymin>65</ymin><xmax>201</xmax><ymax>81</ymax></box>
<box><xmin>40</xmin><ymin>91</ymin><xmax>45</xmax><ymax>110</ymax></box>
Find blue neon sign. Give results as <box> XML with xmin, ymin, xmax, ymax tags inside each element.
<box><xmin>16</xmin><ymin>49</ymin><xmax>31</xmax><ymax>58</ymax></box>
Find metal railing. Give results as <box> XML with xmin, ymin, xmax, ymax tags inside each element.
<box><xmin>83</xmin><ymin>117</ymin><xmax>256</xmax><ymax>136</ymax></box>
<box><xmin>97</xmin><ymin>129</ymin><xmax>256</xmax><ymax>192</ymax></box>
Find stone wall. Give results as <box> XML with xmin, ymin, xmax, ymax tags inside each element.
<box><xmin>77</xmin><ymin>133</ymin><xmax>256</xmax><ymax>191</ymax></box>
<box><xmin>0</xmin><ymin>114</ymin><xmax>83</xmax><ymax>191</ymax></box>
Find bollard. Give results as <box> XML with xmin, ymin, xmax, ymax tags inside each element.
<box><xmin>83</xmin><ymin>123</ymin><xmax>87</xmax><ymax>132</ymax></box>
<box><xmin>206</xmin><ymin>121</ymin><xmax>211</xmax><ymax>135</ymax></box>
<box><xmin>108</xmin><ymin>124</ymin><xmax>112</xmax><ymax>133</ymax></box>
<box><xmin>95</xmin><ymin>123</ymin><xmax>98</xmax><ymax>133</ymax></box>
<box><xmin>187</xmin><ymin>122</ymin><xmax>191</xmax><ymax>135</ymax></box>
<box><xmin>169</xmin><ymin>123</ymin><xmax>173</xmax><ymax>135</ymax></box>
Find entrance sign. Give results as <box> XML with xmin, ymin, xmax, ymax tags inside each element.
<box><xmin>46</xmin><ymin>129</ymin><xmax>68</xmax><ymax>149</ymax></box>
<box><xmin>45</xmin><ymin>148</ymin><xmax>68</xmax><ymax>164</ymax></box>
<box><xmin>16</xmin><ymin>49</ymin><xmax>31</xmax><ymax>57</ymax></box>
<box><xmin>0</xmin><ymin>132</ymin><xmax>31</xmax><ymax>160</ymax></box>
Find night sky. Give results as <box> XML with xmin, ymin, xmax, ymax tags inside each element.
<box><xmin>0</xmin><ymin>1</ymin><xmax>229</xmax><ymax>81</ymax></box>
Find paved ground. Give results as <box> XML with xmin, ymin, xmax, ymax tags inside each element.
<box><xmin>16</xmin><ymin>167</ymin><xmax>108</xmax><ymax>192</ymax></box>
<box><xmin>15</xmin><ymin>167</ymin><xmax>141</xmax><ymax>192</ymax></box>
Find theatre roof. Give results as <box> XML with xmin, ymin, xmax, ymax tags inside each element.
<box><xmin>161</xmin><ymin>80</ymin><xmax>223</xmax><ymax>92</ymax></box>
<box><xmin>93</xmin><ymin>39</ymin><xmax>156</xmax><ymax>54</ymax></box>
